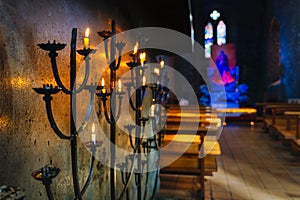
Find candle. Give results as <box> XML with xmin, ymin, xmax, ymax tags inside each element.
<box><xmin>84</xmin><ymin>28</ymin><xmax>90</xmax><ymax>50</ymax></box>
<box><xmin>117</xmin><ymin>79</ymin><xmax>122</xmax><ymax>92</ymax></box>
<box><xmin>154</xmin><ymin>68</ymin><xmax>160</xmax><ymax>76</ymax></box>
<box><xmin>101</xmin><ymin>78</ymin><xmax>105</xmax><ymax>87</ymax></box>
<box><xmin>101</xmin><ymin>78</ymin><xmax>106</xmax><ymax>93</ymax></box>
<box><xmin>133</xmin><ymin>42</ymin><xmax>138</xmax><ymax>55</ymax></box>
<box><xmin>140</xmin><ymin>52</ymin><xmax>146</xmax><ymax>66</ymax></box>
<box><xmin>91</xmin><ymin>123</ymin><xmax>96</xmax><ymax>144</ymax></box>
<box><xmin>142</xmin><ymin>76</ymin><xmax>146</xmax><ymax>86</ymax></box>
<box><xmin>150</xmin><ymin>104</ymin><xmax>155</xmax><ymax>117</ymax></box>
<box><xmin>160</xmin><ymin>60</ymin><xmax>164</xmax><ymax>68</ymax></box>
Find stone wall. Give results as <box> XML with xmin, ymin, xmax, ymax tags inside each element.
<box><xmin>273</xmin><ymin>0</ymin><xmax>300</xmax><ymax>101</ymax></box>
<box><xmin>0</xmin><ymin>0</ymin><xmax>158</xmax><ymax>199</ymax></box>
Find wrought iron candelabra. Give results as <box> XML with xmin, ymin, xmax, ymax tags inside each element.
<box><xmin>31</xmin><ymin>19</ymin><xmax>170</xmax><ymax>200</ymax></box>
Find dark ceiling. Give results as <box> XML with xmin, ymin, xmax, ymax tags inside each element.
<box><xmin>108</xmin><ymin>0</ymin><xmax>196</xmax><ymax>36</ymax></box>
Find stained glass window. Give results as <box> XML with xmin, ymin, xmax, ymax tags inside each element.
<box><xmin>217</xmin><ymin>20</ymin><xmax>226</xmax><ymax>45</ymax></box>
<box><xmin>205</xmin><ymin>22</ymin><xmax>214</xmax><ymax>58</ymax></box>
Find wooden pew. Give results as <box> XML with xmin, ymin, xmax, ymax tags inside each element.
<box><xmin>157</xmin><ymin>105</ymin><xmax>222</xmax><ymax>200</ymax></box>
<box><xmin>255</xmin><ymin>102</ymin><xmax>300</xmax><ymax>152</ymax></box>
<box><xmin>256</xmin><ymin>103</ymin><xmax>300</xmax><ymax>135</ymax></box>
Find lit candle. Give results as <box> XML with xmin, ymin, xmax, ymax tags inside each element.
<box><xmin>133</xmin><ymin>42</ymin><xmax>138</xmax><ymax>55</ymax></box>
<box><xmin>117</xmin><ymin>79</ymin><xmax>122</xmax><ymax>92</ymax></box>
<box><xmin>101</xmin><ymin>78</ymin><xmax>105</xmax><ymax>87</ymax></box>
<box><xmin>160</xmin><ymin>60</ymin><xmax>164</xmax><ymax>68</ymax></box>
<box><xmin>84</xmin><ymin>28</ymin><xmax>90</xmax><ymax>50</ymax></box>
<box><xmin>101</xmin><ymin>78</ymin><xmax>106</xmax><ymax>93</ymax></box>
<box><xmin>154</xmin><ymin>68</ymin><xmax>160</xmax><ymax>76</ymax></box>
<box><xmin>142</xmin><ymin>76</ymin><xmax>146</xmax><ymax>86</ymax></box>
<box><xmin>91</xmin><ymin>123</ymin><xmax>96</xmax><ymax>144</ymax></box>
<box><xmin>140</xmin><ymin>52</ymin><xmax>146</xmax><ymax>66</ymax></box>
<box><xmin>150</xmin><ymin>104</ymin><xmax>155</xmax><ymax>117</ymax></box>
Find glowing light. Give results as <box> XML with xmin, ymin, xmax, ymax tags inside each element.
<box><xmin>133</xmin><ymin>42</ymin><xmax>138</xmax><ymax>55</ymax></box>
<box><xmin>0</xmin><ymin>115</ymin><xmax>9</xmax><ymax>129</ymax></box>
<box><xmin>139</xmin><ymin>52</ymin><xmax>146</xmax><ymax>66</ymax></box>
<box><xmin>10</xmin><ymin>77</ymin><xmax>30</xmax><ymax>89</ymax></box>
<box><xmin>210</xmin><ymin>10</ymin><xmax>220</xmax><ymax>20</ymax></box>
<box><xmin>84</xmin><ymin>28</ymin><xmax>90</xmax><ymax>49</ymax></box>
<box><xmin>160</xmin><ymin>60</ymin><xmax>164</xmax><ymax>68</ymax></box>
<box><xmin>217</xmin><ymin>20</ymin><xmax>226</xmax><ymax>45</ymax></box>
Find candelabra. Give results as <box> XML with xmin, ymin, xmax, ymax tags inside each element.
<box><xmin>31</xmin><ymin>19</ymin><xmax>170</xmax><ymax>200</ymax></box>
<box><xmin>31</xmin><ymin>26</ymin><xmax>101</xmax><ymax>200</ymax></box>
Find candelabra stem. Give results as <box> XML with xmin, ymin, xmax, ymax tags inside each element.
<box><xmin>43</xmin><ymin>180</ymin><xmax>54</xmax><ymax>200</ymax></box>
<box><xmin>79</xmin><ymin>155</ymin><xmax>95</xmax><ymax>197</ymax></box>
<box><xmin>109</xmin><ymin>19</ymin><xmax>119</xmax><ymax>200</ymax></box>
<box><xmin>69</xmin><ymin>28</ymin><xmax>82</xmax><ymax>200</ymax></box>
<box><xmin>135</xmin><ymin>72</ymin><xmax>142</xmax><ymax>200</ymax></box>
<box><xmin>150</xmin><ymin>154</ymin><xmax>161</xmax><ymax>200</ymax></box>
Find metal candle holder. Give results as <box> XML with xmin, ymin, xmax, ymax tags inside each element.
<box><xmin>32</xmin><ymin>28</ymin><xmax>101</xmax><ymax>200</ymax></box>
<box><xmin>32</xmin><ymin>19</ymin><xmax>170</xmax><ymax>200</ymax></box>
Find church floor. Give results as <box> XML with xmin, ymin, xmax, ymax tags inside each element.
<box><xmin>157</xmin><ymin>122</ymin><xmax>300</xmax><ymax>200</ymax></box>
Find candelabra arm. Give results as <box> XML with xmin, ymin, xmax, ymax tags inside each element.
<box><xmin>78</xmin><ymin>155</ymin><xmax>95</xmax><ymax>198</ymax></box>
<box><xmin>129</xmin><ymin>134</ymin><xmax>137</xmax><ymax>151</ymax></box>
<box><xmin>116</xmin><ymin>50</ymin><xmax>122</xmax><ymax>69</ymax></box>
<box><xmin>104</xmin><ymin>40</ymin><xmax>110</xmax><ymax>64</ymax></box>
<box><xmin>49</xmin><ymin>56</ymin><xmax>71</xmax><ymax>94</ymax></box>
<box><xmin>76</xmin><ymin>91</ymin><xmax>94</xmax><ymax>134</ymax></box>
<box><xmin>118</xmin><ymin>152</ymin><xmax>138</xmax><ymax>200</ymax></box>
<box><xmin>44</xmin><ymin>96</ymin><xmax>70</xmax><ymax>140</ymax></box>
<box><xmin>114</xmin><ymin>95</ymin><xmax>123</xmax><ymax>122</ymax></box>
<box><xmin>125</xmin><ymin>86</ymin><xmax>136</xmax><ymax>111</ymax></box>
<box><xmin>102</xmin><ymin>100</ymin><xmax>112</xmax><ymax>124</ymax></box>
<box><xmin>153</xmin><ymin>134</ymin><xmax>161</xmax><ymax>150</ymax></box>
<box><xmin>74</xmin><ymin>59</ymin><xmax>90</xmax><ymax>94</ymax></box>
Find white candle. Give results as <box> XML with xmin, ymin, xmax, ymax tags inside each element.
<box><xmin>117</xmin><ymin>79</ymin><xmax>122</xmax><ymax>92</ymax></box>
<box><xmin>150</xmin><ymin>104</ymin><xmax>155</xmax><ymax>117</ymax></box>
<box><xmin>91</xmin><ymin>123</ymin><xmax>96</xmax><ymax>144</ymax></box>
<box><xmin>84</xmin><ymin>28</ymin><xmax>90</xmax><ymax>50</ymax></box>
<box><xmin>101</xmin><ymin>78</ymin><xmax>106</xmax><ymax>93</ymax></box>
<box><xmin>101</xmin><ymin>78</ymin><xmax>105</xmax><ymax>86</ymax></box>
<box><xmin>154</xmin><ymin>68</ymin><xmax>160</xmax><ymax>76</ymax></box>
<box><xmin>142</xmin><ymin>76</ymin><xmax>146</xmax><ymax>86</ymax></box>
<box><xmin>133</xmin><ymin>42</ymin><xmax>138</xmax><ymax>55</ymax></box>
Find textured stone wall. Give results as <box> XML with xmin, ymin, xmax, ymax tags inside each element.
<box><xmin>273</xmin><ymin>0</ymin><xmax>300</xmax><ymax>100</ymax></box>
<box><xmin>0</xmin><ymin>0</ymin><xmax>158</xmax><ymax>199</ymax></box>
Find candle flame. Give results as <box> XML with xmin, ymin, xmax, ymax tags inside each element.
<box><xmin>85</xmin><ymin>28</ymin><xmax>90</xmax><ymax>38</ymax></box>
<box><xmin>160</xmin><ymin>60</ymin><xmax>164</xmax><ymax>68</ymax></box>
<box><xmin>140</xmin><ymin>52</ymin><xmax>146</xmax><ymax>65</ymax></box>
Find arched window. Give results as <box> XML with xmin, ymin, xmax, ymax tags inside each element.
<box><xmin>204</xmin><ymin>10</ymin><xmax>227</xmax><ymax>58</ymax></box>
<box><xmin>204</xmin><ymin>22</ymin><xmax>213</xmax><ymax>58</ymax></box>
<box><xmin>217</xmin><ymin>20</ymin><xmax>226</xmax><ymax>45</ymax></box>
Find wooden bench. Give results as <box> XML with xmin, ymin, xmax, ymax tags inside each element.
<box><xmin>256</xmin><ymin>103</ymin><xmax>300</xmax><ymax>134</ymax></box>
<box><xmin>256</xmin><ymin>102</ymin><xmax>300</xmax><ymax>151</ymax></box>
<box><xmin>157</xmin><ymin>105</ymin><xmax>222</xmax><ymax>200</ymax></box>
